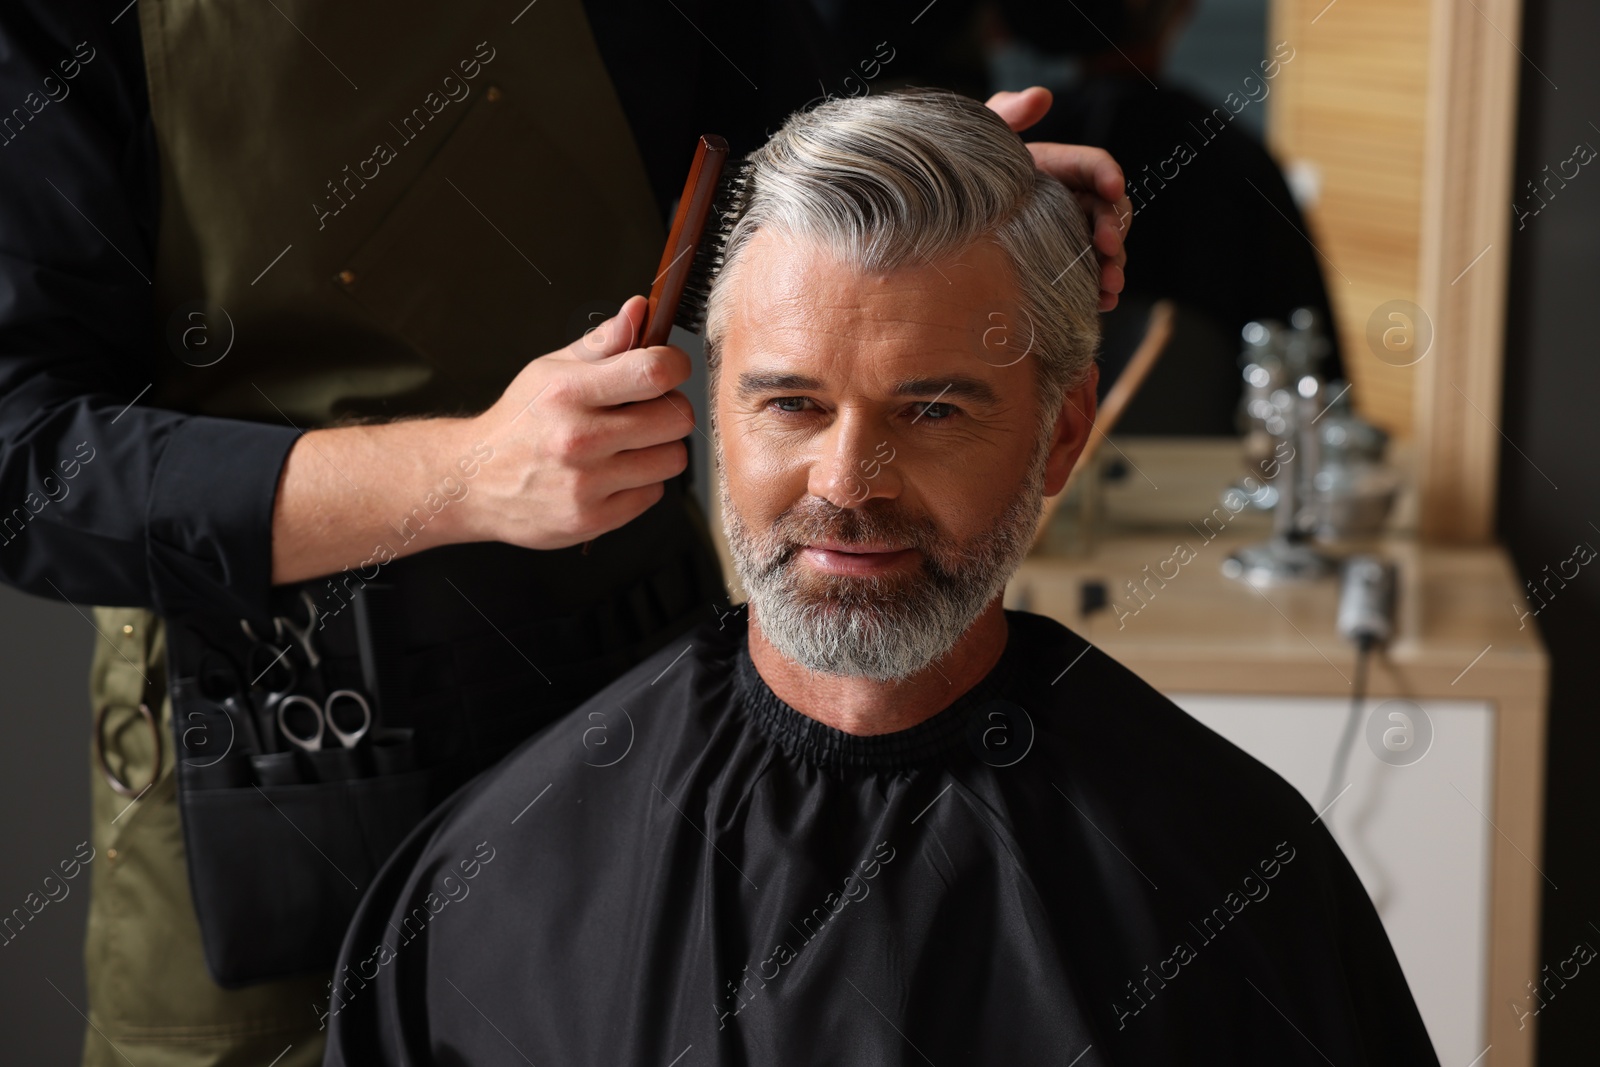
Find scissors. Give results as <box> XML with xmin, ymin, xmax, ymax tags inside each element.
<box><xmin>241</xmin><ymin>589</ymin><xmax>322</xmax><ymax>670</ymax></box>
<box><xmin>276</xmin><ymin>689</ymin><xmax>373</xmax><ymax>752</ymax></box>
<box><xmin>181</xmin><ymin>589</ymin><xmax>370</xmax><ymax>757</ymax></box>
<box><xmin>186</xmin><ymin>643</ymin><xmax>266</xmax><ymax>757</ymax></box>
<box><xmin>228</xmin><ymin>628</ymin><xmax>305</xmax><ymax>754</ymax></box>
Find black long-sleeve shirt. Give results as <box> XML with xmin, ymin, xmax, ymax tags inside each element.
<box><xmin>0</xmin><ymin>0</ymin><xmax>990</xmax><ymax>621</ymax></box>
<box><xmin>0</xmin><ymin>5</ymin><xmax>302</xmax><ymax>619</ymax></box>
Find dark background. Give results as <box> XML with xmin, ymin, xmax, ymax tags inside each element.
<box><xmin>2</xmin><ymin>0</ymin><xmax>1596</xmax><ymax>1061</ymax></box>
<box><xmin>0</xmin><ymin>591</ymin><xmax>94</xmax><ymax>1061</ymax></box>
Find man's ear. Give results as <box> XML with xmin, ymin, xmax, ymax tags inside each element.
<box><xmin>1042</xmin><ymin>363</ymin><xmax>1099</xmax><ymax>497</ymax></box>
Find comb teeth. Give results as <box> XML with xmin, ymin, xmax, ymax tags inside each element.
<box><xmin>675</xmin><ymin>156</ymin><xmax>753</xmax><ymax>336</ymax></box>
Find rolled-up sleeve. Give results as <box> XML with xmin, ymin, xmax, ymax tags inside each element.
<box><xmin>0</xmin><ymin>3</ymin><xmax>300</xmax><ymax>620</ymax></box>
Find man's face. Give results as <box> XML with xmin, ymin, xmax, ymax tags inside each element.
<box><xmin>713</xmin><ymin>229</ymin><xmax>1096</xmax><ymax>680</ymax></box>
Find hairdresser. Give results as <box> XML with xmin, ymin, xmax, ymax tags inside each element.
<box><xmin>0</xmin><ymin>2</ymin><xmax>1127</xmax><ymax>1064</ymax></box>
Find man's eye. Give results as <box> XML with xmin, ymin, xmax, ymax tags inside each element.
<box><xmin>768</xmin><ymin>397</ymin><xmax>814</xmax><ymax>414</ymax></box>
<box><xmin>913</xmin><ymin>401</ymin><xmax>958</xmax><ymax>421</ymax></box>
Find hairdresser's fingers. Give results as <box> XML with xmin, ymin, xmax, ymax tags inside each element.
<box><xmin>562</xmin><ymin>296</ymin><xmax>694</xmax><ymax>407</ymax></box>
<box><xmin>1098</xmin><ymin>267</ymin><xmax>1126</xmax><ymax>312</ymax></box>
<box><xmin>1097</xmin><ymin>215</ymin><xmax>1129</xmax><ymax>311</ymax></box>
<box><xmin>569</xmin><ymin>294</ymin><xmax>647</xmax><ymax>361</ymax></box>
<box><xmin>1076</xmin><ymin>185</ymin><xmax>1133</xmax><ymax>255</ymax></box>
<box><xmin>1026</xmin><ymin>141</ymin><xmax>1130</xmax><ymax>225</ymax></box>
<box><xmin>987</xmin><ymin>97</ymin><xmax>1132</xmax><ymax>309</ymax></box>
<box><xmin>1093</xmin><ymin>193</ymin><xmax>1134</xmax><ymax>260</ymax></box>
<box><xmin>985</xmin><ymin>87</ymin><xmax>1054</xmax><ymax>133</ymax></box>
<box><xmin>593</xmin><ymin>480</ymin><xmax>670</xmax><ymax>532</ymax></box>
<box><xmin>592</xmin><ymin>390</ymin><xmax>698</xmax><ymax>452</ymax></box>
<box><xmin>600</xmin><ymin>438</ymin><xmax>692</xmax><ymax>495</ymax></box>
<box><xmin>1059</xmin><ymin>189</ymin><xmax>1128</xmax><ymax>312</ymax></box>
<box><xmin>1029</xmin><ymin>142</ymin><xmax>1131</xmax><ymax>310</ymax></box>
<box><xmin>571</xmin><ymin>344</ymin><xmax>694</xmax><ymax>409</ymax></box>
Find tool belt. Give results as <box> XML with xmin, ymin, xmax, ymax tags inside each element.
<box><xmin>156</xmin><ymin>503</ymin><xmax>723</xmax><ymax>987</ymax></box>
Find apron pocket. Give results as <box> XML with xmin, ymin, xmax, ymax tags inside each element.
<box><xmin>176</xmin><ymin>756</ymin><xmax>471</xmax><ymax>987</ymax></box>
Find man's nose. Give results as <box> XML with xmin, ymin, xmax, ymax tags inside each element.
<box><xmin>808</xmin><ymin>413</ymin><xmax>902</xmax><ymax>509</ymax></box>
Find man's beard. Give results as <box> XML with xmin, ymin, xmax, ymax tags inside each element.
<box><xmin>718</xmin><ymin>436</ymin><xmax>1051</xmax><ymax>682</ymax></box>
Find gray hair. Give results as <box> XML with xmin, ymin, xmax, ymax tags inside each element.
<box><xmin>703</xmin><ymin>87</ymin><xmax>1102</xmax><ymax>431</ymax></box>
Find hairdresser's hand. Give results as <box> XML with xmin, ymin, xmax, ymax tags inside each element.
<box><xmin>986</xmin><ymin>86</ymin><xmax>1130</xmax><ymax>312</ymax></box>
<box><xmin>458</xmin><ymin>294</ymin><xmax>696</xmax><ymax>549</ymax></box>
<box><xmin>269</xmin><ymin>297</ymin><xmax>692</xmax><ymax>583</ymax></box>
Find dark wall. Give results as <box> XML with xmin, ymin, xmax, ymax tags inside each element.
<box><xmin>0</xmin><ymin>586</ymin><xmax>93</xmax><ymax>1062</ymax></box>
<box><xmin>1501</xmin><ymin>0</ymin><xmax>1600</xmax><ymax>1062</ymax></box>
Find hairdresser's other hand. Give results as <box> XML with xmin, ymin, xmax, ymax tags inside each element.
<box><xmin>459</xmin><ymin>294</ymin><xmax>695</xmax><ymax>548</ymax></box>
<box><xmin>986</xmin><ymin>86</ymin><xmax>1130</xmax><ymax>312</ymax></box>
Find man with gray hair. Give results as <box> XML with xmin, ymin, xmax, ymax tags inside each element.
<box><xmin>324</xmin><ymin>89</ymin><xmax>1438</xmax><ymax>1065</ymax></box>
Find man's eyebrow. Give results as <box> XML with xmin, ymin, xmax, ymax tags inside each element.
<box><xmin>734</xmin><ymin>372</ymin><xmax>1001</xmax><ymax>406</ymax></box>
<box><xmin>735</xmin><ymin>372</ymin><xmax>823</xmax><ymax>398</ymax></box>
<box><xmin>892</xmin><ymin>376</ymin><xmax>1000</xmax><ymax>406</ymax></box>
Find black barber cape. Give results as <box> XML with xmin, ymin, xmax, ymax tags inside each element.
<box><xmin>322</xmin><ymin>610</ymin><xmax>1439</xmax><ymax>1065</ymax></box>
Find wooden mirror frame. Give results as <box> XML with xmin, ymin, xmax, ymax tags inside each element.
<box><xmin>1267</xmin><ymin>0</ymin><xmax>1523</xmax><ymax>545</ymax></box>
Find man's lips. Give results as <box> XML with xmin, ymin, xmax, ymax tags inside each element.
<box><xmin>804</xmin><ymin>540</ymin><xmax>911</xmax><ymax>554</ymax></box>
<box><xmin>798</xmin><ymin>541</ymin><xmax>919</xmax><ymax>576</ymax></box>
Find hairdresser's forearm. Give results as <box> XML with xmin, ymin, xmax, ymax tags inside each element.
<box><xmin>269</xmin><ymin>417</ymin><xmax>485</xmax><ymax>585</ymax></box>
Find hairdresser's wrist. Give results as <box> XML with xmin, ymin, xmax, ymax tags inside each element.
<box><xmin>421</xmin><ymin>414</ymin><xmax>499</xmax><ymax>547</ymax></box>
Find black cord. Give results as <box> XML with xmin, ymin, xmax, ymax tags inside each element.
<box><xmin>1319</xmin><ymin>633</ymin><xmax>1375</xmax><ymax>815</ymax></box>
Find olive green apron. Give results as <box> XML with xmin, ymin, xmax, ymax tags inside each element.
<box><xmin>85</xmin><ymin>2</ymin><xmax>690</xmax><ymax>1063</ymax></box>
